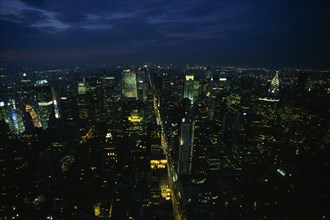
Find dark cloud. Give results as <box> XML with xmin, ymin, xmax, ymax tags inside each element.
<box><xmin>0</xmin><ymin>0</ymin><xmax>328</xmax><ymax>66</ymax></box>
<box><xmin>55</xmin><ymin>13</ymin><xmax>88</xmax><ymax>24</ymax></box>
<box><xmin>1</xmin><ymin>9</ymin><xmax>50</xmax><ymax>25</ymax></box>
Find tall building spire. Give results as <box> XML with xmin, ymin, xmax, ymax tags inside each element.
<box><xmin>268</xmin><ymin>71</ymin><xmax>280</xmax><ymax>94</ymax></box>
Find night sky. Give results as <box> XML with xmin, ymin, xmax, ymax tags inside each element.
<box><xmin>0</xmin><ymin>0</ymin><xmax>329</xmax><ymax>67</ymax></box>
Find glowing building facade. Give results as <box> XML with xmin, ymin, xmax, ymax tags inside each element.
<box><xmin>122</xmin><ymin>69</ymin><xmax>137</xmax><ymax>99</ymax></box>
<box><xmin>178</xmin><ymin>117</ymin><xmax>195</xmax><ymax>176</ymax></box>
<box><xmin>35</xmin><ymin>81</ymin><xmax>54</xmax><ymax>129</ymax></box>
<box><xmin>184</xmin><ymin>75</ymin><xmax>194</xmax><ymax>104</ymax></box>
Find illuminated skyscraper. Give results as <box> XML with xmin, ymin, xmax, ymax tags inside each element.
<box><xmin>103</xmin><ymin>76</ymin><xmax>123</xmax><ymax>139</ymax></box>
<box><xmin>122</xmin><ymin>69</ymin><xmax>138</xmax><ymax>99</ymax></box>
<box><xmin>178</xmin><ymin>117</ymin><xmax>194</xmax><ymax>176</ymax></box>
<box><xmin>76</xmin><ymin>80</ymin><xmax>90</xmax><ymax>124</ymax></box>
<box><xmin>184</xmin><ymin>75</ymin><xmax>194</xmax><ymax>104</ymax></box>
<box><xmin>36</xmin><ymin>81</ymin><xmax>53</xmax><ymax>129</ymax></box>
<box><xmin>0</xmin><ymin>99</ymin><xmax>25</xmax><ymax>135</ymax></box>
<box><xmin>78</xmin><ymin>82</ymin><xmax>88</xmax><ymax>95</ymax></box>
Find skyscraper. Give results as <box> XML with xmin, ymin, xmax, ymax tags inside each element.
<box><xmin>0</xmin><ymin>99</ymin><xmax>25</xmax><ymax>135</ymax></box>
<box><xmin>122</xmin><ymin>69</ymin><xmax>138</xmax><ymax>99</ymax></box>
<box><xmin>36</xmin><ymin>81</ymin><xmax>53</xmax><ymax>129</ymax></box>
<box><xmin>178</xmin><ymin>117</ymin><xmax>194</xmax><ymax>176</ymax></box>
<box><xmin>184</xmin><ymin>75</ymin><xmax>194</xmax><ymax>104</ymax></box>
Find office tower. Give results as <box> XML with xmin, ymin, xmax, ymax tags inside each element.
<box><xmin>58</xmin><ymin>94</ymin><xmax>77</xmax><ymax>135</ymax></box>
<box><xmin>103</xmin><ymin>76</ymin><xmax>123</xmax><ymax>139</ymax></box>
<box><xmin>136</xmin><ymin>71</ymin><xmax>147</xmax><ymax>102</ymax></box>
<box><xmin>122</xmin><ymin>69</ymin><xmax>138</xmax><ymax>99</ymax></box>
<box><xmin>184</xmin><ymin>75</ymin><xmax>194</xmax><ymax>104</ymax></box>
<box><xmin>37</xmin><ymin>101</ymin><xmax>53</xmax><ymax>129</ymax></box>
<box><xmin>36</xmin><ymin>81</ymin><xmax>53</xmax><ymax>129</ymax></box>
<box><xmin>16</xmin><ymin>73</ymin><xmax>36</xmax><ymax>123</ymax></box>
<box><xmin>18</xmin><ymin>72</ymin><xmax>34</xmax><ymax>106</ymax></box>
<box><xmin>178</xmin><ymin>117</ymin><xmax>194</xmax><ymax>176</ymax></box>
<box><xmin>223</xmin><ymin>111</ymin><xmax>247</xmax><ymax>172</ymax></box>
<box><xmin>76</xmin><ymin>81</ymin><xmax>90</xmax><ymax>124</ymax></box>
<box><xmin>10</xmin><ymin>99</ymin><xmax>25</xmax><ymax>135</ymax></box>
<box><xmin>78</xmin><ymin>81</ymin><xmax>88</xmax><ymax>95</ymax></box>
<box><xmin>0</xmin><ymin>99</ymin><xmax>25</xmax><ymax>135</ymax></box>
<box><xmin>89</xmin><ymin>80</ymin><xmax>106</xmax><ymax>123</ymax></box>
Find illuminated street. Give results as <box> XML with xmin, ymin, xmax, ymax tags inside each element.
<box><xmin>152</xmin><ymin>80</ymin><xmax>185</xmax><ymax>220</ymax></box>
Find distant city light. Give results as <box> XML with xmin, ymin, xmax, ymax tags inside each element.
<box><xmin>259</xmin><ymin>98</ymin><xmax>280</xmax><ymax>102</ymax></box>
<box><xmin>35</xmin><ymin>79</ymin><xmax>48</xmax><ymax>86</ymax></box>
<box><xmin>277</xmin><ymin>169</ymin><xmax>286</xmax><ymax>176</ymax></box>
<box><xmin>38</xmin><ymin>101</ymin><xmax>53</xmax><ymax>106</ymax></box>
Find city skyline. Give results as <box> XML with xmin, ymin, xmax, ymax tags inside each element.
<box><xmin>1</xmin><ymin>0</ymin><xmax>329</xmax><ymax>67</ymax></box>
<box><xmin>0</xmin><ymin>64</ymin><xmax>329</xmax><ymax>219</ymax></box>
<box><xmin>0</xmin><ymin>0</ymin><xmax>329</xmax><ymax>219</ymax></box>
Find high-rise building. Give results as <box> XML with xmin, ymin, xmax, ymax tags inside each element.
<box><xmin>36</xmin><ymin>81</ymin><xmax>53</xmax><ymax>129</ymax></box>
<box><xmin>103</xmin><ymin>76</ymin><xmax>123</xmax><ymax>139</ymax></box>
<box><xmin>184</xmin><ymin>75</ymin><xmax>194</xmax><ymax>104</ymax></box>
<box><xmin>17</xmin><ymin>72</ymin><xmax>35</xmax><ymax>110</ymax></box>
<box><xmin>122</xmin><ymin>69</ymin><xmax>138</xmax><ymax>99</ymax></box>
<box><xmin>178</xmin><ymin>117</ymin><xmax>195</xmax><ymax>176</ymax></box>
<box><xmin>51</xmin><ymin>88</ymin><xmax>60</xmax><ymax>119</ymax></box>
<box><xmin>76</xmin><ymin>81</ymin><xmax>90</xmax><ymax>125</ymax></box>
<box><xmin>0</xmin><ymin>99</ymin><xmax>25</xmax><ymax>135</ymax></box>
<box><xmin>78</xmin><ymin>81</ymin><xmax>88</xmax><ymax>95</ymax></box>
<box><xmin>136</xmin><ymin>71</ymin><xmax>147</xmax><ymax>102</ymax></box>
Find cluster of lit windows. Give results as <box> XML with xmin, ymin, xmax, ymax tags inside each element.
<box><xmin>150</xmin><ymin>159</ymin><xmax>167</xmax><ymax>169</ymax></box>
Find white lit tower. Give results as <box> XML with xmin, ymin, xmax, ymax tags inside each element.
<box><xmin>52</xmin><ymin>88</ymin><xmax>60</xmax><ymax>119</ymax></box>
<box><xmin>178</xmin><ymin>117</ymin><xmax>195</xmax><ymax>176</ymax></box>
<box><xmin>268</xmin><ymin>71</ymin><xmax>280</xmax><ymax>95</ymax></box>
